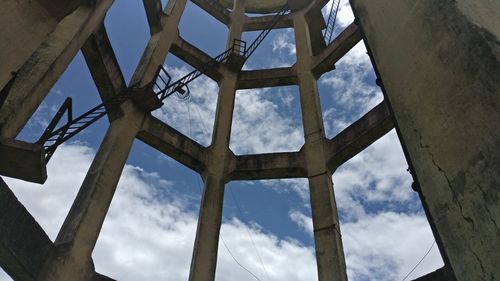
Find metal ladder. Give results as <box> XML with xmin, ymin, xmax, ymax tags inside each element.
<box><xmin>323</xmin><ymin>0</ymin><xmax>341</xmax><ymax>45</ymax></box>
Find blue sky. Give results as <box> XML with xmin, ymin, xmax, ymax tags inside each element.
<box><xmin>2</xmin><ymin>0</ymin><xmax>444</xmax><ymax>280</ymax></box>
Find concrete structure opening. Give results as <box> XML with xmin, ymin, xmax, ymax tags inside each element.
<box><xmin>0</xmin><ymin>0</ymin><xmax>498</xmax><ymax>280</ymax></box>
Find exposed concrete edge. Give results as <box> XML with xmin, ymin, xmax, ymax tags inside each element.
<box><xmin>326</xmin><ymin>101</ymin><xmax>394</xmax><ymax>171</ymax></box>
<box><xmin>244</xmin><ymin>14</ymin><xmax>294</xmax><ymax>31</ymax></box>
<box><xmin>0</xmin><ymin>177</ymin><xmax>53</xmax><ymax>280</ymax></box>
<box><xmin>190</xmin><ymin>0</ymin><xmax>230</xmax><ymax>26</ymax></box>
<box><xmin>142</xmin><ymin>0</ymin><xmax>163</xmax><ymax>35</ymax></box>
<box><xmin>0</xmin><ymin>178</ymin><xmax>118</xmax><ymax>281</ymax></box>
<box><xmin>237</xmin><ymin>67</ymin><xmax>298</xmax><ymax>89</ymax></box>
<box><xmin>81</xmin><ymin>24</ymin><xmax>126</xmax><ymax>121</ymax></box>
<box><xmin>229</xmin><ymin>151</ymin><xmax>307</xmax><ymax>180</ymax></box>
<box><xmin>312</xmin><ymin>22</ymin><xmax>363</xmax><ymax>77</ymax></box>
<box><xmin>137</xmin><ymin>115</ymin><xmax>206</xmax><ymax>173</ymax></box>
<box><xmin>0</xmin><ymin>138</ymin><xmax>47</xmax><ymax>184</ymax></box>
<box><xmin>171</xmin><ymin>36</ymin><xmax>224</xmax><ymax>83</ymax></box>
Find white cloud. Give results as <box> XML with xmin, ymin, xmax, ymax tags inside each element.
<box><xmin>321</xmin><ymin>41</ymin><xmax>383</xmax><ymax>138</ymax></box>
<box><xmin>289</xmin><ymin>210</ymin><xmax>313</xmax><ymax>234</ymax></box>
<box><xmin>154</xmin><ymin>66</ymin><xmax>305</xmax><ymax>155</ymax></box>
<box><xmin>288</xmin><ymin>210</ymin><xmax>443</xmax><ymax>281</ymax></box>
<box><xmin>0</xmin><ymin>2</ymin><xmax>444</xmax><ymax>281</ymax></box>
<box><xmin>230</xmin><ymin>89</ymin><xmax>304</xmax><ymax>154</ymax></box>
<box><xmin>153</xmin><ymin>66</ymin><xmax>218</xmax><ymax>147</ymax></box>
<box><xmin>1</xmin><ymin>144</ymin><xmax>318</xmax><ymax>281</ymax></box>
<box><xmin>342</xmin><ymin>212</ymin><xmax>443</xmax><ymax>281</ymax></box>
<box><xmin>332</xmin><ymin>131</ymin><xmax>417</xmax><ymax>222</ymax></box>
<box><xmin>271</xmin><ymin>31</ymin><xmax>296</xmax><ymax>57</ymax></box>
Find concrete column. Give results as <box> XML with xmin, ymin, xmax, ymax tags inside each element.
<box><xmin>293</xmin><ymin>9</ymin><xmax>348</xmax><ymax>281</ymax></box>
<box><xmin>349</xmin><ymin>0</ymin><xmax>500</xmax><ymax>280</ymax></box>
<box><xmin>130</xmin><ymin>0</ymin><xmax>188</xmax><ymax>87</ymax></box>
<box><xmin>38</xmin><ymin>102</ymin><xmax>145</xmax><ymax>281</ymax></box>
<box><xmin>0</xmin><ymin>0</ymin><xmax>114</xmax><ymax>139</ymax></box>
<box><xmin>0</xmin><ymin>0</ymin><xmax>56</xmax><ymax>91</ymax></box>
<box><xmin>189</xmin><ymin>1</ymin><xmax>246</xmax><ymax>280</ymax></box>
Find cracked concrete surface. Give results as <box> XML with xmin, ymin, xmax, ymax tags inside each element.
<box><xmin>351</xmin><ymin>0</ymin><xmax>500</xmax><ymax>279</ymax></box>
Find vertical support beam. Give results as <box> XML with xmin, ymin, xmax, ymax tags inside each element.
<box><xmin>0</xmin><ymin>0</ymin><xmax>57</xmax><ymax>91</ymax></box>
<box><xmin>81</xmin><ymin>24</ymin><xmax>126</xmax><ymax>119</ymax></box>
<box><xmin>142</xmin><ymin>0</ymin><xmax>163</xmax><ymax>35</ymax></box>
<box><xmin>38</xmin><ymin>103</ymin><xmax>145</xmax><ymax>281</ymax></box>
<box><xmin>40</xmin><ymin>1</ymin><xmax>191</xmax><ymax>279</ymax></box>
<box><xmin>0</xmin><ymin>0</ymin><xmax>114</xmax><ymax>139</ymax></box>
<box><xmin>130</xmin><ymin>0</ymin><xmax>188</xmax><ymax>87</ymax></box>
<box><xmin>292</xmin><ymin>4</ymin><xmax>348</xmax><ymax>281</ymax></box>
<box><xmin>189</xmin><ymin>1</ymin><xmax>246</xmax><ymax>280</ymax></box>
<box><xmin>349</xmin><ymin>0</ymin><xmax>499</xmax><ymax>280</ymax></box>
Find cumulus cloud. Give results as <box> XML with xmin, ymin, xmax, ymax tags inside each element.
<box><xmin>1</xmin><ymin>144</ymin><xmax>318</xmax><ymax>281</ymax></box>
<box><xmin>153</xmin><ymin>66</ymin><xmax>218</xmax><ymax>147</ymax></box>
<box><xmin>271</xmin><ymin>31</ymin><xmax>296</xmax><ymax>57</ymax></box>
<box><xmin>230</xmin><ymin>89</ymin><xmax>304</xmax><ymax>154</ymax></box>
<box><xmin>1</xmin><ymin>2</ymin><xmax>444</xmax><ymax>281</ymax></box>
<box><xmin>153</xmin><ymin>66</ymin><xmax>304</xmax><ymax>155</ymax></box>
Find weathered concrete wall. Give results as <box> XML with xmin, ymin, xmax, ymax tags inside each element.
<box><xmin>0</xmin><ymin>0</ymin><xmax>56</xmax><ymax>90</ymax></box>
<box><xmin>349</xmin><ymin>0</ymin><xmax>500</xmax><ymax>280</ymax></box>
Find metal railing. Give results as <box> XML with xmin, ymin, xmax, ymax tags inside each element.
<box><xmin>38</xmin><ymin>2</ymin><xmax>290</xmax><ymax>162</ymax></box>
<box><xmin>243</xmin><ymin>4</ymin><xmax>289</xmax><ymax>59</ymax></box>
<box><xmin>37</xmin><ymin>93</ymin><xmax>131</xmax><ymax>161</ymax></box>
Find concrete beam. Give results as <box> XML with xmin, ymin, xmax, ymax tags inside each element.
<box><xmin>41</xmin><ymin>103</ymin><xmax>145</xmax><ymax>281</ymax></box>
<box><xmin>0</xmin><ymin>0</ymin><xmax>114</xmax><ymax>139</ymax></box>
<box><xmin>237</xmin><ymin>67</ymin><xmax>297</xmax><ymax>89</ymax></box>
<box><xmin>190</xmin><ymin>0</ymin><xmax>230</xmax><ymax>26</ymax></box>
<box><xmin>142</xmin><ymin>0</ymin><xmax>163</xmax><ymax>34</ymax></box>
<box><xmin>293</xmin><ymin>8</ymin><xmax>347</xmax><ymax>280</ymax></box>
<box><xmin>312</xmin><ymin>23</ymin><xmax>363</xmax><ymax>77</ymax></box>
<box><xmin>0</xmin><ymin>138</ymin><xmax>47</xmax><ymax>184</ymax></box>
<box><xmin>350</xmin><ymin>0</ymin><xmax>500</xmax><ymax>280</ymax></box>
<box><xmin>189</xmin><ymin>1</ymin><xmax>247</xmax><ymax>280</ymax></box>
<box><xmin>0</xmin><ymin>178</ymin><xmax>119</xmax><ymax>281</ymax></box>
<box><xmin>138</xmin><ymin>116</ymin><xmax>206</xmax><ymax>173</ymax></box>
<box><xmin>0</xmin><ymin>0</ymin><xmax>57</xmax><ymax>91</ymax></box>
<box><xmin>303</xmin><ymin>4</ymin><xmax>327</xmax><ymax>56</ymax></box>
<box><xmin>243</xmin><ymin>14</ymin><xmax>294</xmax><ymax>31</ymax></box>
<box><xmin>170</xmin><ymin>36</ymin><xmax>224</xmax><ymax>83</ymax></box>
<box><xmin>230</xmin><ymin>151</ymin><xmax>307</xmax><ymax>180</ymax></box>
<box><xmin>81</xmin><ymin>24</ymin><xmax>126</xmax><ymax>120</ymax></box>
<box><xmin>326</xmin><ymin>101</ymin><xmax>394</xmax><ymax>171</ymax></box>
<box><xmin>0</xmin><ymin>178</ymin><xmax>54</xmax><ymax>281</ymax></box>
<box><xmin>36</xmin><ymin>0</ymin><xmax>93</xmax><ymax>19</ymax></box>
<box><xmin>130</xmin><ymin>0</ymin><xmax>188</xmax><ymax>88</ymax></box>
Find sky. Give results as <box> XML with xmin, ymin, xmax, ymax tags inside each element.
<box><xmin>1</xmin><ymin>0</ymin><xmax>444</xmax><ymax>280</ymax></box>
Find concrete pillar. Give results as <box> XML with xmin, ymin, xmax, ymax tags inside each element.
<box><xmin>189</xmin><ymin>1</ymin><xmax>246</xmax><ymax>280</ymax></box>
<box><xmin>38</xmin><ymin>1</ymin><xmax>190</xmax><ymax>279</ymax></box>
<box><xmin>38</xmin><ymin>102</ymin><xmax>145</xmax><ymax>281</ymax></box>
<box><xmin>130</xmin><ymin>0</ymin><xmax>188</xmax><ymax>87</ymax></box>
<box><xmin>0</xmin><ymin>0</ymin><xmax>56</xmax><ymax>91</ymax></box>
<box><xmin>349</xmin><ymin>0</ymin><xmax>500</xmax><ymax>280</ymax></box>
<box><xmin>293</xmin><ymin>8</ymin><xmax>348</xmax><ymax>281</ymax></box>
<box><xmin>0</xmin><ymin>0</ymin><xmax>114</xmax><ymax>139</ymax></box>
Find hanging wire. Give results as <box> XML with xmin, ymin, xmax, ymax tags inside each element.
<box><xmin>220</xmin><ymin>236</ymin><xmax>262</xmax><ymax>281</ymax></box>
<box><xmin>401</xmin><ymin>241</ymin><xmax>436</xmax><ymax>281</ymax></box>
<box><xmin>187</xmin><ymin>97</ymin><xmax>264</xmax><ymax>281</ymax></box>
<box><xmin>228</xmin><ymin>185</ymin><xmax>271</xmax><ymax>281</ymax></box>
